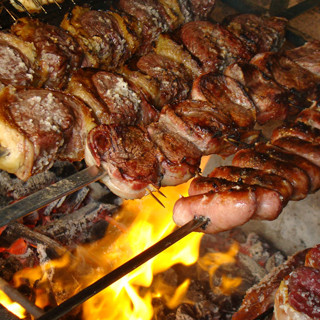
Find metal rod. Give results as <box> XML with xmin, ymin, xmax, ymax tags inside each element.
<box><xmin>0</xmin><ymin>165</ymin><xmax>106</xmax><ymax>227</ymax></box>
<box><xmin>0</xmin><ymin>277</ymin><xmax>44</xmax><ymax>318</ymax></box>
<box><xmin>36</xmin><ymin>216</ymin><xmax>209</xmax><ymax>320</ymax></box>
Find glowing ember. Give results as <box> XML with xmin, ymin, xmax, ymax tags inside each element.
<box><xmin>0</xmin><ymin>290</ymin><xmax>26</xmax><ymax>319</ymax></box>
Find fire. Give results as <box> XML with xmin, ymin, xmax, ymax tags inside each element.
<box><xmin>10</xmin><ymin>155</ymin><xmax>241</xmax><ymax>319</ymax></box>
<box><xmin>12</xmin><ymin>180</ymin><xmax>203</xmax><ymax>320</ymax></box>
<box><xmin>198</xmin><ymin>242</ymin><xmax>242</xmax><ymax>295</ymax></box>
<box><xmin>0</xmin><ymin>290</ymin><xmax>26</xmax><ymax>319</ymax></box>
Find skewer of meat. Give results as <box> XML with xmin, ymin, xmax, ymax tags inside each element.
<box><xmin>173</xmin><ymin>98</ymin><xmax>320</xmax><ymax>234</ymax></box>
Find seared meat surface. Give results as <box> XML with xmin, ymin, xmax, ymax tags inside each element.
<box><xmin>67</xmin><ymin>69</ymin><xmax>158</xmax><ymax>126</ymax></box>
<box><xmin>0</xmin><ymin>31</ymin><xmax>36</xmax><ymax>88</ymax></box>
<box><xmin>223</xmin><ymin>14</ymin><xmax>287</xmax><ymax>54</ymax></box>
<box><xmin>285</xmin><ymin>40</ymin><xmax>320</xmax><ymax>77</ymax></box>
<box><xmin>0</xmin><ymin>87</ymin><xmax>95</xmax><ymax>180</ymax></box>
<box><xmin>86</xmin><ymin>124</ymin><xmax>161</xmax><ymax>199</ymax></box>
<box><xmin>181</xmin><ymin>21</ymin><xmax>252</xmax><ymax>73</ymax></box>
<box><xmin>11</xmin><ymin>17</ymin><xmax>83</xmax><ymax>89</ymax></box>
<box><xmin>225</xmin><ymin>63</ymin><xmax>288</xmax><ymax>124</ymax></box>
<box><xmin>192</xmin><ymin>73</ymin><xmax>256</xmax><ymax>128</ymax></box>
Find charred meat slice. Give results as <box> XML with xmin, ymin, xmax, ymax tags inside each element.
<box><xmin>61</xmin><ymin>6</ymin><xmax>130</xmax><ymax>69</ymax></box>
<box><xmin>181</xmin><ymin>21</ymin><xmax>252</xmax><ymax>73</ymax></box>
<box><xmin>232</xmin><ymin>148</ymin><xmax>311</xmax><ymax>200</ymax></box>
<box><xmin>118</xmin><ymin>0</ymin><xmax>170</xmax><ymax>55</ymax></box>
<box><xmin>0</xmin><ymin>87</ymin><xmax>95</xmax><ymax>181</ymax></box>
<box><xmin>271</xmin><ymin>122</ymin><xmax>320</xmax><ymax>146</ymax></box>
<box><xmin>223</xmin><ymin>14</ymin><xmax>287</xmax><ymax>54</ymax></box>
<box><xmin>86</xmin><ymin>124</ymin><xmax>161</xmax><ymax>199</ymax></box>
<box><xmin>67</xmin><ymin>69</ymin><xmax>158</xmax><ymax>126</ymax></box>
<box><xmin>137</xmin><ymin>52</ymin><xmax>192</xmax><ymax>107</ymax></box>
<box><xmin>271</xmin><ymin>136</ymin><xmax>320</xmax><ymax>168</ymax></box>
<box><xmin>251</xmin><ymin>52</ymin><xmax>320</xmax><ymax>104</ymax></box>
<box><xmin>159</xmin><ymin>100</ymin><xmax>234</xmax><ymax>155</ymax></box>
<box><xmin>225</xmin><ymin>63</ymin><xmax>288</xmax><ymax>124</ymax></box>
<box><xmin>11</xmin><ymin>17</ymin><xmax>83</xmax><ymax>89</ymax></box>
<box><xmin>0</xmin><ymin>31</ymin><xmax>36</xmax><ymax>88</ymax></box>
<box><xmin>147</xmin><ymin>121</ymin><xmax>202</xmax><ymax>187</ymax></box>
<box><xmin>285</xmin><ymin>40</ymin><xmax>320</xmax><ymax>77</ymax></box>
<box><xmin>92</xmin><ymin>71</ymin><xmax>158</xmax><ymax>125</ymax></box>
<box><xmin>153</xmin><ymin>34</ymin><xmax>201</xmax><ymax>79</ymax></box>
<box><xmin>192</xmin><ymin>72</ymin><xmax>256</xmax><ymax>128</ymax></box>
<box><xmin>295</xmin><ymin>103</ymin><xmax>320</xmax><ymax>130</ymax></box>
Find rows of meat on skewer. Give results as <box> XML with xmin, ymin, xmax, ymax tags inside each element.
<box><xmin>1</xmin><ymin>1</ymin><xmax>320</xmax><ymax>230</ymax></box>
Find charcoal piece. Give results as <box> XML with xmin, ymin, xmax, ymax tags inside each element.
<box><xmin>175</xmin><ymin>303</ymin><xmax>196</xmax><ymax>320</ymax></box>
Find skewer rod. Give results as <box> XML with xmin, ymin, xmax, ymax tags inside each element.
<box><xmin>0</xmin><ymin>165</ymin><xmax>106</xmax><ymax>227</ymax></box>
<box><xmin>36</xmin><ymin>216</ymin><xmax>209</xmax><ymax>320</ymax></box>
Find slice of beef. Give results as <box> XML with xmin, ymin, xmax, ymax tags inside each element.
<box><xmin>192</xmin><ymin>72</ymin><xmax>256</xmax><ymax>128</ymax></box>
<box><xmin>285</xmin><ymin>40</ymin><xmax>320</xmax><ymax>77</ymax></box>
<box><xmin>147</xmin><ymin>121</ymin><xmax>202</xmax><ymax>187</ymax></box>
<box><xmin>158</xmin><ymin>100</ymin><xmax>234</xmax><ymax>155</ymax></box>
<box><xmin>12</xmin><ymin>17</ymin><xmax>83</xmax><ymax>89</ymax></box>
<box><xmin>0</xmin><ymin>87</ymin><xmax>95</xmax><ymax>180</ymax></box>
<box><xmin>223</xmin><ymin>14</ymin><xmax>287</xmax><ymax>54</ymax></box>
<box><xmin>251</xmin><ymin>52</ymin><xmax>320</xmax><ymax>104</ymax></box>
<box><xmin>61</xmin><ymin>6</ymin><xmax>130</xmax><ymax>69</ymax></box>
<box><xmin>0</xmin><ymin>31</ymin><xmax>36</xmax><ymax>88</ymax></box>
<box><xmin>181</xmin><ymin>21</ymin><xmax>252</xmax><ymax>73</ymax></box>
<box><xmin>225</xmin><ymin>63</ymin><xmax>288</xmax><ymax>124</ymax></box>
<box><xmin>137</xmin><ymin>52</ymin><xmax>192</xmax><ymax>107</ymax></box>
<box><xmin>86</xmin><ymin>124</ymin><xmax>161</xmax><ymax>199</ymax></box>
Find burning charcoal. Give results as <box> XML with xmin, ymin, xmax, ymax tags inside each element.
<box><xmin>194</xmin><ymin>300</ymin><xmax>220</xmax><ymax>319</ymax></box>
<box><xmin>36</xmin><ymin>202</ymin><xmax>119</xmax><ymax>247</ymax></box>
<box><xmin>175</xmin><ymin>303</ymin><xmax>197</xmax><ymax>320</ymax></box>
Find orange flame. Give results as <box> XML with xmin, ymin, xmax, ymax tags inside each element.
<box><xmin>198</xmin><ymin>242</ymin><xmax>242</xmax><ymax>295</ymax></box>
<box><xmin>13</xmin><ymin>181</ymin><xmax>203</xmax><ymax>320</ymax></box>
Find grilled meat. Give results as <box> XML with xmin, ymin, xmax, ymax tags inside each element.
<box><xmin>232</xmin><ymin>148</ymin><xmax>311</xmax><ymax>201</ymax></box>
<box><xmin>86</xmin><ymin>124</ymin><xmax>161</xmax><ymax>199</ymax></box>
<box><xmin>67</xmin><ymin>69</ymin><xmax>158</xmax><ymax>126</ymax></box>
<box><xmin>225</xmin><ymin>62</ymin><xmax>289</xmax><ymax>124</ymax></box>
<box><xmin>223</xmin><ymin>14</ymin><xmax>287</xmax><ymax>54</ymax></box>
<box><xmin>61</xmin><ymin>6</ymin><xmax>133</xmax><ymax>69</ymax></box>
<box><xmin>0</xmin><ymin>87</ymin><xmax>95</xmax><ymax>180</ymax></box>
<box><xmin>285</xmin><ymin>40</ymin><xmax>320</xmax><ymax>77</ymax></box>
<box><xmin>181</xmin><ymin>21</ymin><xmax>252</xmax><ymax>73</ymax></box>
<box><xmin>0</xmin><ymin>31</ymin><xmax>37</xmax><ymax>88</ymax></box>
<box><xmin>136</xmin><ymin>52</ymin><xmax>192</xmax><ymax>106</ymax></box>
<box><xmin>209</xmin><ymin>166</ymin><xmax>294</xmax><ymax>206</ymax></box>
<box><xmin>11</xmin><ymin>17</ymin><xmax>83</xmax><ymax>90</ymax></box>
<box><xmin>250</xmin><ymin>52</ymin><xmax>320</xmax><ymax>107</ymax></box>
<box><xmin>192</xmin><ymin>73</ymin><xmax>256</xmax><ymax>128</ymax></box>
<box><xmin>147</xmin><ymin>120</ymin><xmax>202</xmax><ymax>187</ymax></box>
<box><xmin>173</xmin><ymin>102</ymin><xmax>320</xmax><ymax>234</ymax></box>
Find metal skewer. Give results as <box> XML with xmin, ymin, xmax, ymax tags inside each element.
<box><xmin>0</xmin><ymin>165</ymin><xmax>106</xmax><ymax>227</ymax></box>
<box><xmin>36</xmin><ymin>216</ymin><xmax>209</xmax><ymax>320</ymax></box>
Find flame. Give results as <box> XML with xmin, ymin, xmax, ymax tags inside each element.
<box><xmin>198</xmin><ymin>242</ymin><xmax>242</xmax><ymax>295</ymax></box>
<box><xmin>11</xmin><ymin>155</ymin><xmax>242</xmax><ymax>319</ymax></box>
<box><xmin>0</xmin><ymin>290</ymin><xmax>26</xmax><ymax>319</ymax></box>
<box><xmin>13</xmin><ymin>180</ymin><xmax>203</xmax><ymax>320</ymax></box>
